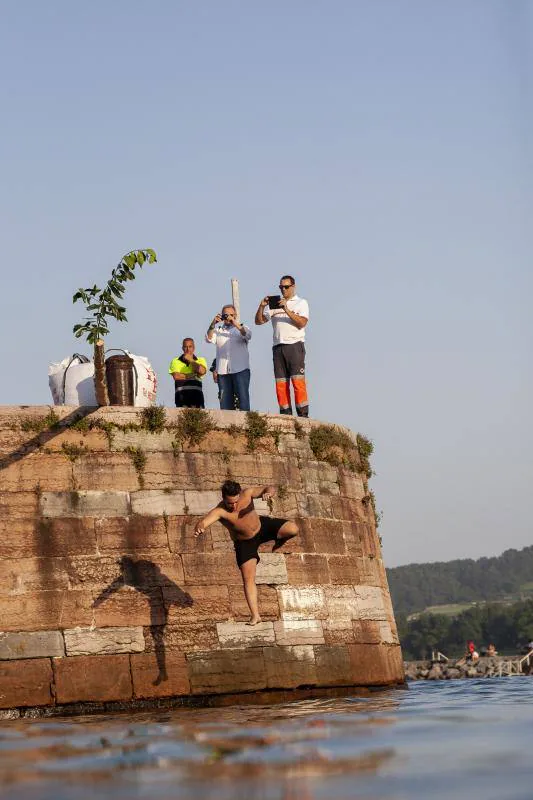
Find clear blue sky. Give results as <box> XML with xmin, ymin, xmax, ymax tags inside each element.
<box><xmin>1</xmin><ymin>1</ymin><xmax>531</xmax><ymax>567</ymax></box>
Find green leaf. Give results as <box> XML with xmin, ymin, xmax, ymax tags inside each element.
<box><xmin>136</xmin><ymin>251</ymin><xmax>145</xmax><ymax>266</ymax></box>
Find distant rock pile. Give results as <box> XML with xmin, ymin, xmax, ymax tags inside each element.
<box><xmin>404</xmin><ymin>656</ymin><xmax>531</xmax><ymax>681</ymax></box>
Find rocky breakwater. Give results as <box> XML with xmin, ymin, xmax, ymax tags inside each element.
<box><xmin>0</xmin><ymin>405</ymin><xmax>403</xmax><ymax>715</ymax></box>
<box><xmin>405</xmin><ymin>656</ymin><xmax>528</xmax><ymax>681</ymax></box>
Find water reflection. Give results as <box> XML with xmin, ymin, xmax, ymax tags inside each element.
<box><xmin>1</xmin><ymin>680</ymin><xmax>532</xmax><ymax>800</ymax></box>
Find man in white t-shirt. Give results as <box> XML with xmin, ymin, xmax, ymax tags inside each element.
<box><xmin>255</xmin><ymin>275</ymin><xmax>309</xmax><ymax>417</ymax></box>
<box><xmin>206</xmin><ymin>304</ymin><xmax>252</xmax><ymax>410</ymax></box>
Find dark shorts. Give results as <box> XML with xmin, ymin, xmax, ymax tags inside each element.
<box><xmin>233</xmin><ymin>516</ymin><xmax>287</xmax><ymax>568</ymax></box>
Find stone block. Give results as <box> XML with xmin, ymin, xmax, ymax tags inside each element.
<box><xmin>342</xmin><ymin>522</ymin><xmax>366</xmax><ymax>557</ymax></box>
<box><xmin>228</xmin><ymin>585</ymin><xmax>279</xmax><ymax>621</ymax></box>
<box><xmin>110</xmin><ymin>429</ymin><xmax>176</xmax><ymax>453</ymax></box>
<box><xmin>131</xmin><ymin>651</ymin><xmax>190</xmax><ymax>698</ymax></box>
<box><xmin>0</xmin><ymin>557</ymin><xmax>69</xmax><ymax>594</ymax></box>
<box><xmin>141</xmin><ymin>453</ymin><xmax>222</xmax><ymax>492</ymax></box>
<box><xmin>323</xmin><ymin>618</ymin><xmax>356</xmax><ymax>645</ymax></box>
<box><xmin>263</xmin><ymin>645</ymin><xmax>317</xmax><ymax>688</ymax></box>
<box><xmin>276</xmin><ymin>432</ymin><xmax>314</xmax><ymax>460</ymax></box>
<box><xmin>0</xmin><ymin>631</ymin><xmax>64</xmax><ymax>659</ymax></box>
<box><xmin>144</xmin><ymin>622</ymin><xmax>220</xmax><ymax>654</ymax></box>
<box><xmin>324</xmin><ymin>586</ymin><xmax>359</xmax><ymax>619</ymax></box>
<box><xmin>354</xmin><ymin>585</ymin><xmax>387</xmax><ymax>621</ymax></box>
<box><xmin>296</xmin><ymin>494</ymin><xmax>334</xmax><ymax>518</ymax></box>
<box><xmin>94</xmin><ymin>586</ymin><xmax>166</xmax><ymax>628</ymax></box>
<box><xmin>54</xmin><ymin>654</ymin><xmax>133</xmax><ymax>703</ymax></box>
<box><xmin>337</xmin><ymin>470</ymin><xmax>366</xmax><ymax>500</ymax></box>
<box><xmin>216</xmin><ymin>621</ymin><xmax>275</xmax><ymax>648</ymax></box>
<box><xmin>278</xmin><ymin>587</ymin><xmax>327</xmax><ymax>620</ymax></box>
<box><xmin>66</xmin><ymin>554</ymin><xmax>185</xmax><ymax>591</ymax></box>
<box><xmin>183</xmin><ymin>491</ymin><xmax>223</xmax><ymax>515</ymax></box>
<box><xmin>224</xmin><ymin>455</ymin><xmax>293</xmax><ymax>486</ymax></box>
<box><xmin>285</xmin><ymin>554</ymin><xmax>329</xmax><ymax>585</ymax></box>
<box><xmin>0</xmin><ymin>590</ymin><xmax>94</xmax><ymax>632</ymax></box>
<box><xmin>131</xmin><ymin>490</ymin><xmax>186</xmax><ymax>516</ymax></box>
<box><xmin>273</xmin><ymin>620</ymin><xmax>325</xmax><ymax>646</ymax></box>
<box><xmin>36</xmin><ymin>517</ymin><xmax>98</xmax><ymax>557</ymax></box>
<box><xmin>306</xmin><ymin>519</ymin><xmax>347</xmax><ymax>554</ymax></box>
<box><xmin>95</xmin><ymin>516</ymin><xmax>170</xmax><ymax>552</ymax></box>
<box><xmin>181</xmin><ymin>429</ymin><xmax>250</xmax><ymax>455</ymax></box>
<box><xmin>167</xmin><ymin>515</ymin><xmax>214</xmax><ymax>553</ymax></box>
<box><xmin>42</xmin><ymin>429</ymin><xmax>109</xmax><ymax>453</ymax></box>
<box><xmin>63</xmin><ymin>626</ymin><xmax>144</xmax><ymax>655</ymax></box>
<box><xmin>0</xmin><ymin>454</ymin><xmax>72</xmax><ymax>492</ymax></box>
<box><xmin>347</xmin><ymin>644</ymin><xmax>404</xmax><ymax>685</ymax></box>
<box><xmin>256</xmin><ymin>553</ymin><xmax>288</xmax><ymax>585</ymax></box>
<box><xmin>209</xmin><ymin>522</ymin><xmax>233</xmax><ymax>552</ymax></box>
<box><xmin>0</xmin><ymin>491</ymin><xmax>38</xmax><ymax>520</ymax></box>
<box><xmin>0</xmin><ymin>658</ymin><xmax>53</xmax><ymax>708</ymax></box>
<box><xmin>165</xmin><ymin>585</ymin><xmax>230</xmax><ymax>624</ymax></box>
<box><xmin>182</xmin><ymin>553</ymin><xmax>241</xmax><ymax>585</ymax></box>
<box><xmin>300</xmin><ymin>462</ymin><xmax>340</xmax><ymax>495</ymax></box>
<box><xmin>327</xmin><ymin>555</ymin><xmax>362</xmax><ymax>584</ymax></box>
<box><xmin>330</xmin><ymin>497</ymin><xmax>365</xmax><ymax>522</ymax></box>
<box><xmin>40</xmin><ymin>491</ymin><xmax>130</xmax><ymax>518</ymax></box>
<box><xmin>64</xmin><ymin>555</ymin><xmax>127</xmax><ymax>590</ymax></box>
<box><xmin>73</xmin><ymin>453</ymin><xmax>139</xmax><ymax>491</ymax></box>
<box><xmin>355</xmin><ymin>556</ymin><xmax>381</xmax><ymax>586</ymax></box>
<box><xmin>352</xmin><ymin>620</ymin><xmax>382</xmax><ymax>644</ymax></box>
<box><xmin>314</xmin><ymin>645</ymin><xmax>353</xmax><ymax>685</ymax></box>
<box><xmin>187</xmin><ymin>648</ymin><xmax>266</xmax><ymax>694</ymax></box>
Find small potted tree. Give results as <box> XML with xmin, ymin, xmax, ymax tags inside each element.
<box><xmin>72</xmin><ymin>248</ymin><xmax>157</xmax><ymax>406</ymax></box>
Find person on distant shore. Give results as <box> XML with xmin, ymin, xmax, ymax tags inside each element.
<box><xmin>255</xmin><ymin>275</ymin><xmax>309</xmax><ymax>417</ymax></box>
<box><xmin>486</xmin><ymin>643</ymin><xmax>498</xmax><ymax>657</ymax></box>
<box><xmin>168</xmin><ymin>338</ymin><xmax>207</xmax><ymax>408</ymax></box>
<box><xmin>194</xmin><ymin>480</ymin><xmax>298</xmax><ymax>624</ymax></box>
<box><xmin>206</xmin><ymin>305</ymin><xmax>251</xmax><ymax>411</ymax></box>
<box><xmin>466</xmin><ymin>640</ymin><xmax>479</xmax><ymax>662</ymax></box>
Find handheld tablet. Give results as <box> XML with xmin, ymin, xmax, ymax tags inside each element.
<box><xmin>268</xmin><ymin>295</ymin><xmax>281</xmax><ymax>310</ymax></box>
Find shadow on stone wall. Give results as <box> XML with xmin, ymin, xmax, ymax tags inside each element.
<box><xmin>93</xmin><ymin>557</ymin><xmax>193</xmax><ymax>685</ymax></box>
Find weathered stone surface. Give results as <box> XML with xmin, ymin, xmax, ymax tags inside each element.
<box><xmin>274</xmin><ymin>620</ymin><xmax>325</xmax><ymax>646</ymax></box>
<box><xmin>0</xmin><ymin>454</ymin><xmax>72</xmax><ymax>492</ymax></box>
<box><xmin>264</xmin><ymin>645</ymin><xmax>317</xmax><ymax>688</ymax></box>
<box><xmin>182</xmin><ymin>553</ymin><xmax>241</xmax><ymax>585</ymax></box>
<box><xmin>63</xmin><ymin>626</ymin><xmax>145</xmax><ymax>655</ymax></box>
<box><xmin>209</xmin><ymin>521</ymin><xmax>234</xmax><ymax>552</ymax></box>
<box><xmin>0</xmin><ymin>557</ymin><xmax>69</xmax><ymax>594</ymax></box>
<box><xmin>300</xmin><ymin>463</ymin><xmax>340</xmax><ymax>495</ymax></box>
<box><xmin>347</xmin><ymin>644</ymin><xmax>404</xmax><ymax>685</ymax></box>
<box><xmin>40</xmin><ymin>491</ymin><xmax>130</xmax><ymax>518</ymax></box>
<box><xmin>278</xmin><ymin>587</ymin><xmax>327</xmax><ymax>620</ymax></box>
<box><xmin>37</xmin><ymin>517</ymin><xmax>98</xmax><ymax>557</ymax></box>
<box><xmin>182</xmin><ymin>429</ymin><xmax>250</xmax><ymax>455</ymax></box>
<box><xmin>167</xmin><ymin>516</ymin><xmax>214</xmax><ymax>554</ymax></box>
<box><xmin>355</xmin><ymin>556</ymin><xmax>381</xmax><ymax>586</ymax></box>
<box><xmin>0</xmin><ymin>658</ymin><xmax>53</xmax><ymax>708</ymax></box>
<box><xmin>73</xmin><ymin>453</ymin><xmax>139</xmax><ymax>491</ymax></box>
<box><xmin>324</xmin><ymin>586</ymin><xmax>359</xmax><ymax>619</ymax></box>
<box><xmin>0</xmin><ymin>630</ymin><xmax>64</xmax><ymax>659</ymax></box>
<box><xmin>144</xmin><ymin>622</ymin><xmax>219</xmax><ymax>654</ymax></box>
<box><xmin>216</xmin><ymin>621</ymin><xmax>275</xmax><ymax>648</ymax></box>
<box><xmin>93</xmin><ymin>586</ymin><xmax>166</xmax><ymax>628</ymax></box>
<box><xmin>228</xmin><ymin>585</ymin><xmax>279</xmax><ymax>621</ymax></box>
<box><xmin>54</xmin><ymin>654</ymin><xmax>133</xmax><ymax>703</ymax></box>
<box><xmin>330</xmin><ymin>497</ymin><xmax>365</xmax><ymax>521</ymax></box>
<box><xmin>110</xmin><ymin>429</ymin><xmax>176</xmax><ymax>453</ymax></box>
<box><xmin>314</xmin><ymin>645</ymin><xmax>353</xmax><ymax>685</ymax></box>
<box><xmin>165</xmin><ymin>585</ymin><xmax>230</xmax><ymax>624</ymax></box>
<box><xmin>342</xmin><ymin>521</ymin><xmax>367</xmax><ymax>557</ymax></box>
<box><xmin>0</xmin><ymin>491</ymin><xmax>38</xmax><ymax>520</ymax></box>
<box><xmin>0</xmin><ymin>590</ymin><xmax>94</xmax><ymax>632</ymax></box>
<box><xmin>323</xmin><ymin>618</ymin><xmax>356</xmax><ymax>645</ymax></box>
<box><xmin>184</xmin><ymin>491</ymin><xmax>224</xmax><ymax>515</ymax></box>
<box><xmin>285</xmin><ymin>554</ymin><xmax>329</xmax><ymax>585</ymax></box>
<box><xmin>354</xmin><ymin>585</ymin><xmax>387</xmax><ymax>621</ymax></box>
<box><xmin>66</xmin><ymin>554</ymin><xmax>185</xmax><ymax>590</ymax></box>
<box><xmin>141</xmin><ymin>453</ymin><xmax>221</xmax><ymax>491</ymax></box>
<box><xmin>352</xmin><ymin>620</ymin><xmax>382</xmax><ymax>644</ymax></box>
<box><xmin>131</xmin><ymin>490</ymin><xmax>186</xmax><ymax>516</ymax></box>
<box><xmin>296</xmin><ymin>494</ymin><xmax>334</xmax><ymax>519</ymax></box>
<box><xmin>42</xmin><ymin>429</ymin><xmax>109</xmax><ymax>453</ymax></box>
<box><xmin>256</xmin><ymin>553</ymin><xmax>288</xmax><ymax>585</ymax></box>
<box><xmin>224</xmin><ymin>455</ymin><xmax>297</xmax><ymax>487</ymax></box>
<box><xmin>328</xmin><ymin>555</ymin><xmax>362</xmax><ymax>584</ymax></box>
<box><xmin>337</xmin><ymin>470</ymin><xmax>366</xmax><ymax>500</ymax></box>
<box><xmin>95</xmin><ymin>516</ymin><xmax>170</xmax><ymax>552</ymax></box>
<box><xmin>307</xmin><ymin>519</ymin><xmax>347</xmax><ymax>554</ymax></box>
<box><xmin>131</xmin><ymin>651</ymin><xmax>190</xmax><ymax>698</ymax></box>
<box><xmin>188</xmin><ymin>648</ymin><xmax>266</xmax><ymax>694</ymax></box>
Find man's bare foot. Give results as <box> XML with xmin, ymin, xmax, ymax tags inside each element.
<box><xmin>272</xmin><ymin>534</ymin><xmax>296</xmax><ymax>552</ymax></box>
<box><xmin>247</xmin><ymin>616</ymin><xmax>262</xmax><ymax>626</ymax></box>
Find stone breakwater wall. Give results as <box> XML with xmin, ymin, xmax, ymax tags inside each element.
<box><xmin>405</xmin><ymin>657</ymin><xmax>530</xmax><ymax>681</ymax></box>
<box><xmin>0</xmin><ymin>406</ymin><xmax>403</xmax><ymax>713</ymax></box>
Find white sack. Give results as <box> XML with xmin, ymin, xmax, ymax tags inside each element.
<box><xmin>48</xmin><ymin>354</ymin><xmax>96</xmax><ymax>406</ymax></box>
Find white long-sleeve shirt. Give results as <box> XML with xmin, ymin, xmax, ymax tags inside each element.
<box><xmin>206</xmin><ymin>323</ymin><xmax>252</xmax><ymax>375</ymax></box>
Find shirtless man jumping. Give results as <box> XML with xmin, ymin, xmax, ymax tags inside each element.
<box><xmin>194</xmin><ymin>480</ymin><xmax>298</xmax><ymax>624</ymax></box>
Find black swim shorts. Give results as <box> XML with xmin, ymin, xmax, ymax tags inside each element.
<box><xmin>233</xmin><ymin>515</ymin><xmax>287</xmax><ymax>567</ymax></box>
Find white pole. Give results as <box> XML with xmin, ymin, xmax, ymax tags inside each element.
<box><xmin>231</xmin><ymin>278</ymin><xmax>240</xmax><ymax>322</ymax></box>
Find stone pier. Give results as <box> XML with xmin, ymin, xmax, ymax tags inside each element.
<box><xmin>0</xmin><ymin>406</ymin><xmax>403</xmax><ymax>714</ymax></box>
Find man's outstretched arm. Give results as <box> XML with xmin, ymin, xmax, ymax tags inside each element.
<box><xmin>194</xmin><ymin>506</ymin><xmax>223</xmax><ymax>537</ymax></box>
<box><xmin>249</xmin><ymin>485</ymin><xmax>276</xmax><ymax>500</ymax></box>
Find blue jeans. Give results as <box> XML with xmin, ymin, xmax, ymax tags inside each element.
<box><xmin>218</xmin><ymin>369</ymin><xmax>250</xmax><ymax>411</ymax></box>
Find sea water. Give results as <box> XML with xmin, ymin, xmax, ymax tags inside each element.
<box><xmin>0</xmin><ymin>677</ymin><xmax>531</xmax><ymax>800</ymax></box>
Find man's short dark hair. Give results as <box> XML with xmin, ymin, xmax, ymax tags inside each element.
<box><xmin>280</xmin><ymin>275</ymin><xmax>295</xmax><ymax>285</ymax></box>
<box><xmin>221</xmin><ymin>480</ymin><xmax>242</xmax><ymax>497</ymax></box>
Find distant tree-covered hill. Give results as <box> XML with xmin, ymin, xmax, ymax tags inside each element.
<box><xmin>386</xmin><ymin>546</ymin><xmax>533</xmax><ymax>616</ymax></box>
